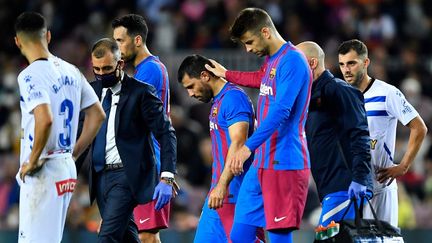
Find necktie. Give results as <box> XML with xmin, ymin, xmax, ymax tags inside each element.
<box><xmin>92</xmin><ymin>89</ymin><xmax>112</xmax><ymax>172</ymax></box>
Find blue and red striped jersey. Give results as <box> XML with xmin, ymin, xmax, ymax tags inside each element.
<box><xmin>134</xmin><ymin>56</ymin><xmax>171</xmax><ymax>173</ymax></box>
<box><xmin>134</xmin><ymin>55</ymin><xmax>170</xmax><ymax>114</ymax></box>
<box><xmin>235</xmin><ymin>42</ymin><xmax>312</xmax><ymax>170</ymax></box>
<box><xmin>209</xmin><ymin>83</ymin><xmax>255</xmax><ymax>203</ymax></box>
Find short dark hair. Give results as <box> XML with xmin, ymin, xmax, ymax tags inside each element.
<box><xmin>15</xmin><ymin>12</ymin><xmax>47</xmax><ymax>39</ymax></box>
<box><xmin>91</xmin><ymin>38</ymin><xmax>121</xmax><ymax>61</ymax></box>
<box><xmin>112</xmin><ymin>14</ymin><xmax>148</xmax><ymax>43</ymax></box>
<box><xmin>229</xmin><ymin>8</ymin><xmax>275</xmax><ymax>41</ymax></box>
<box><xmin>177</xmin><ymin>55</ymin><xmax>214</xmax><ymax>83</ymax></box>
<box><xmin>337</xmin><ymin>39</ymin><xmax>368</xmax><ymax>58</ymax></box>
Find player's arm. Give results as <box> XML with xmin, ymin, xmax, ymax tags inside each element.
<box><xmin>20</xmin><ymin>104</ymin><xmax>52</xmax><ymax>181</ymax></box>
<box><xmin>72</xmin><ymin>102</ymin><xmax>105</xmax><ymax>161</ymax></box>
<box><xmin>208</xmin><ymin>121</ymin><xmax>250</xmax><ymax>209</ymax></box>
<box><xmin>376</xmin><ymin>88</ymin><xmax>428</xmax><ymax>185</ymax></box>
<box><xmin>333</xmin><ymin>84</ymin><xmax>372</xmax><ymax>196</ymax></box>
<box><xmin>377</xmin><ymin>115</ymin><xmax>427</xmax><ymax>184</ymax></box>
<box><xmin>229</xmin><ymin>56</ymin><xmax>309</xmax><ymax>174</ymax></box>
<box><xmin>205</xmin><ymin>59</ymin><xmax>263</xmax><ymax>88</ymax></box>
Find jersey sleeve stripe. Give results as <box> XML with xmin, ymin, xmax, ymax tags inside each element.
<box><xmin>367</xmin><ymin>110</ymin><xmax>389</xmax><ymax>117</ymax></box>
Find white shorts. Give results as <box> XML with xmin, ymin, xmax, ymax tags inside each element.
<box><xmin>363</xmin><ymin>186</ymin><xmax>398</xmax><ymax>228</ymax></box>
<box><xmin>17</xmin><ymin>154</ymin><xmax>77</xmax><ymax>243</ymax></box>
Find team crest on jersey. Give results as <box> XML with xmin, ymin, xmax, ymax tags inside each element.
<box><xmin>269</xmin><ymin>68</ymin><xmax>276</xmax><ymax>79</ymax></box>
<box><xmin>212</xmin><ymin>106</ymin><xmax>218</xmax><ymax>117</ymax></box>
<box><xmin>370</xmin><ymin>139</ymin><xmax>378</xmax><ymax>150</ymax></box>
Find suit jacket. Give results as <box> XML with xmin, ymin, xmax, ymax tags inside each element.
<box><xmin>77</xmin><ymin>74</ymin><xmax>177</xmax><ymax>204</ymax></box>
<box><xmin>306</xmin><ymin>70</ymin><xmax>372</xmax><ymax>201</ymax></box>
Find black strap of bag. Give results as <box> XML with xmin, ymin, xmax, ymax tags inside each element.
<box><xmin>336</xmin><ymin>138</ymin><xmax>390</xmax><ymax>238</ymax></box>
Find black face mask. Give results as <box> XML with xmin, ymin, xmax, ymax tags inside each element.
<box><xmin>94</xmin><ymin>65</ymin><xmax>120</xmax><ymax>88</ymax></box>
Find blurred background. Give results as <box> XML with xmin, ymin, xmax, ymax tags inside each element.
<box><xmin>1</xmin><ymin>0</ymin><xmax>432</xmax><ymax>242</ymax></box>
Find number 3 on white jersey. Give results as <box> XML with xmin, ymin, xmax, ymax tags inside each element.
<box><xmin>59</xmin><ymin>99</ymin><xmax>73</xmax><ymax>148</ymax></box>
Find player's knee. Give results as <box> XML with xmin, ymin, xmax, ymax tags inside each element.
<box><xmin>230</xmin><ymin>228</ymin><xmax>243</xmax><ymax>243</ymax></box>
<box><xmin>139</xmin><ymin>231</ymin><xmax>161</xmax><ymax>243</ymax></box>
<box><xmin>230</xmin><ymin>223</ymin><xmax>257</xmax><ymax>243</ymax></box>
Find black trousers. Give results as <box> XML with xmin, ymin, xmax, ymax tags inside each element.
<box><xmin>95</xmin><ymin>168</ymin><xmax>140</xmax><ymax>243</ymax></box>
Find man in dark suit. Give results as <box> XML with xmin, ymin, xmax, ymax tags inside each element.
<box><xmin>79</xmin><ymin>38</ymin><xmax>177</xmax><ymax>242</ymax></box>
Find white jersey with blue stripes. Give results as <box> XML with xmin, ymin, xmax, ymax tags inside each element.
<box><xmin>364</xmin><ymin>79</ymin><xmax>418</xmax><ymax>192</ymax></box>
<box><xmin>18</xmin><ymin>56</ymin><xmax>98</xmax><ymax>165</ymax></box>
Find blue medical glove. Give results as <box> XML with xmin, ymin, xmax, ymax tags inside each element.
<box><xmin>153</xmin><ymin>180</ymin><xmax>173</xmax><ymax>210</ymax></box>
<box><xmin>348</xmin><ymin>181</ymin><xmax>367</xmax><ymax>199</ymax></box>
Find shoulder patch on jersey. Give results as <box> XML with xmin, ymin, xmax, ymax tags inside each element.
<box><xmin>395</xmin><ymin>90</ymin><xmax>402</xmax><ymax>97</ymax></box>
<box><xmin>401</xmin><ymin>100</ymin><xmax>413</xmax><ymax>114</ymax></box>
<box><xmin>26</xmin><ymin>84</ymin><xmax>36</xmax><ymax>93</ymax></box>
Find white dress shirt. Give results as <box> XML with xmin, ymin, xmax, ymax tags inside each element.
<box><xmin>101</xmin><ymin>82</ymin><xmax>122</xmax><ymax>165</ymax></box>
<box><xmin>100</xmin><ymin>81</ymin><xmax>174</xmax><ymax>178</ymax></box>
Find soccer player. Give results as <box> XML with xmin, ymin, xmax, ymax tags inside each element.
<box><xmin>178</xmin><ymin>54</ymin><xmax>262</xmax><ymax>243</ymax></box>
<box><xmin>205</xmin><ymin>8</ymin><xmax>311</xmax><ymax>242</ymax></box>
<box><xmin>112</xmin><ymin>14</ymin><xmax>171</xmax><ymax>242</ymax></box>
<box><xmin>297</xmin><ymin>41</ymin><xmax>373</xmax><ymax>226</ymax></box>
<box><xmin>14</xmin><ymin>12</ymin><xmax>105</xmax><ymax>243</ymax></box>
<box><xmin>338</xmin><ymin>39</ymin><xmax>427</xmax><ymax>227</ymax></box>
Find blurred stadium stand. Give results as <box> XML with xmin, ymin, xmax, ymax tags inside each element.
<box><xmin>1</xmin><ymin>0</ymin><xmax>432</xmax><ymax>242</ymax></box>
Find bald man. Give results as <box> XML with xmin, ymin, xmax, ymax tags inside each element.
<box><xmin>298</xmin><ymin>41</ymin><xmax>373</xmax><ymax>227</ymax></box>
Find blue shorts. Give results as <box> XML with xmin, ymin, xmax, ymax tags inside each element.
<box><xmin>319</xmin><ymin>191</ymin><xmax>369</xmax><ymax>227</ymax></box>
<box><xmin>194</xmin><ymin>198</ymin><xmax>235</xmax><ymax>243</ymax></box>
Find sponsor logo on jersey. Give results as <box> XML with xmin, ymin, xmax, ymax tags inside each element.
<box><xmin>56</xmin><ymin>178</ymin><xmax>77</xmax><ymax>196</ymax></box>
<box><xmin>269</xmin><ymin>68</ymin><xmax>276</xmax><ymax>79</ymax></box>
<box><xmin>209</xmin><ymin>120</ymin><xmax>218</xmax><ymax>131</ymax></box>
<box><xmin>259</xmin><ymin>83</ymin><xmax>273</xmax><ymax>96</ymax></box>
<box><xmin>370</xmin><ymin>139</ymin><xmax>378</xmax><ymax>150</ymax></box>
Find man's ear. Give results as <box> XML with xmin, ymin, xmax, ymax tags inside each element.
<box><xmin>200</xmin><ymin>71</ymin><xmax>211</xmax><ymax>82</ymax></box>
<box><xmin>14</xmin><ymin>36</ymin><xmax>21</xmax><ymax>49</ymax></box>
<box><xmin>118</xmin><ymin>59</ymin><xmax>125</xmax><ymax>69</ymax></box>
<box><xmin>310</xmin><ymin>58</ymin><xmax>318</xmax><ymax>70</ymax></box>
<box><xmin>46</xmin><ymin>30</ymin><xmax>51</xmax><ymax>44</ymax></box>
<box><xmin>134</xmin><ymin>35</ymin><xmax>142</xmax><ymax>47</ymax></box>
<box><xmin>364</xmin><ymin>57</ymin><xmax>370</xmax><ymax>69</ymax></box>
<box><xmin>261</xmin><ymin>27</ymin><xmax>271</xmax><ymax>39</ymax></box>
